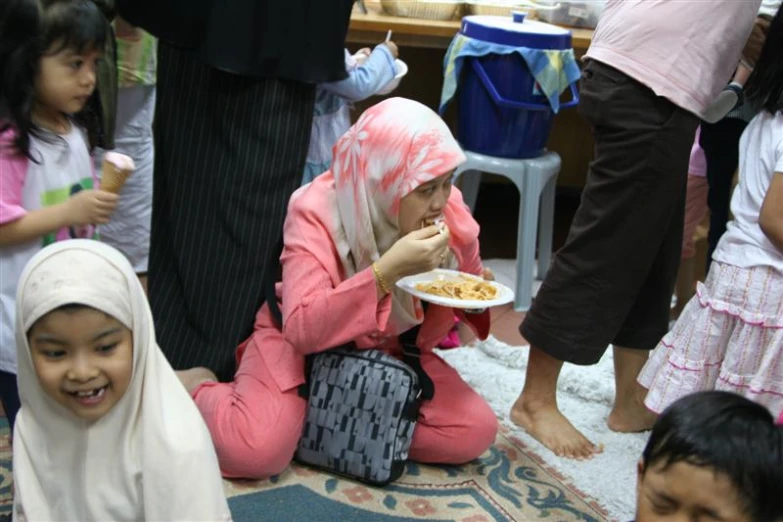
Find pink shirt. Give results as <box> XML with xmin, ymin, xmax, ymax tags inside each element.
<box><xmin>585</xmin><ymin>0</ymin><xmax>761</xmax><ymax>118</ymax></box>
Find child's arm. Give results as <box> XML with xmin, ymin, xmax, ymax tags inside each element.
<box><xmin>320</xmin><ymin>44</ymin><xmax>397</xmax><ymax>102</ymax></box>
<box><xmin>0</xmin><ymin>191</ymin><xmax>118</xmax><ymax>247</ymax></box>
<box><xmin>1</xmin><ymin>142</ymin><xmax>120</xmax><ymax>246</ymax></box>
<box><xmin>0</xmin><ymin>153</ymin><xmax>67</xmax><ymax>247</ymax></box>
<box><xmin>759</xmin><ymin>171</ymin><xmax>783</xmax><ymax>252</ymax></box>
<box><xmin>733</xmin><ymin>62</ymin><xmax>753</xmax><ymax>87</ymax></box>
<box><xmin>742</xmin><ymin>15</ymin><xmax>771</xmax><ymax>70</ymax></box>
<box><xmin>0</xmin><ymin>205</ymin><xmax>70</xmax><ymax>246</ymax></box>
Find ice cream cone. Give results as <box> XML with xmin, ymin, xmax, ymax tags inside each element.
<box><xmin>101</xmin><ymin>152</ymin><xmax>135</xmax><ymax>194</ymax></box>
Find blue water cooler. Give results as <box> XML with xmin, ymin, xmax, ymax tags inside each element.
<box><xmin>457</xmin><ymin>13</ymin><xmax>578</xmax><ymax>158</ymax></box>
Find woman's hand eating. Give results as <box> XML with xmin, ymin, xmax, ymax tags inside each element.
<box><xmin>374</xmin><ymin>224</ymin><xmax>450</xmax><ymax>288</ymax></box>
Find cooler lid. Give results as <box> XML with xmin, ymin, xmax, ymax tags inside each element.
<box><xmin>460</xmin><ymin>14</ymin><xmax>572</xmax><ymax>50</ymax></box>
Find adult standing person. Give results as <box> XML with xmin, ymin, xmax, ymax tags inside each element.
<box><xmin>115</xmin><ymin>0</ymin><xmax>354</xmax><ymax>380</ymax></box>
<box><xmin>510</xmin><ymin>0</ymin><xmax>761</xmax><ymax>459</ymax></box>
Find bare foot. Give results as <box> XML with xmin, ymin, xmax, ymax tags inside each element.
<box><xmin>607</xmin><ymin>388</ymin><xmax>657</xmax><ymax>433</ymax></box>
<box><xmin>176</xmin><ymin>367</ymin><xmax>218</xmax><ymax>394</ymax></box>
<box><xmin>510</xmin><ymin>396</ymin><xmax>603</xmax><ymax>460</ymax></box>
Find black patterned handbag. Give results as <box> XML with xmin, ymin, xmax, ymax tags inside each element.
<box><xmin>294</xmin><ymin>330</ymin><xmax>433</xmax><ymax>486</ymax></box>
<box><xmin>262</xmin><ymin>244</ymin><xmax>433</xmax><ymax>486</ymax></box>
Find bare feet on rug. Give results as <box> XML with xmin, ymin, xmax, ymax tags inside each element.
<box><xmin>607</xmin><ymin>387</ymin><xmax>658</xmax><ymax>433</ymax></box>
<box><xmin>176</xmin><ymin>367</ymin><xmax>218</xmax><ymax>394</ymax></box>
<box><xmin>510</xmin><ymin>396</ymin><xmax>603</xmax><ymax>460</ymax></box>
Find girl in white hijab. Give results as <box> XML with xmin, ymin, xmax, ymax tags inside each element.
<box><xmin>12</xmin><ymin>239</ymin><xmax>231</xmax><ymax>521</ymax></box>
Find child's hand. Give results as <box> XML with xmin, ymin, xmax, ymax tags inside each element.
<box><xmin>384</xmin><ymin>41</ymin><xmax>399</xmax><ymax>59</ymax></box>
<box><xmin>66</xmin><ymin>190</ymin><xmax>119</xmax><ymax>225</ymax></box>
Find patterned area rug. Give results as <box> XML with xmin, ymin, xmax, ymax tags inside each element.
<box><xmin>225</xmin><ymin>425</ymin><xmax>608</xmax><ymax>522</ymax></box>
<box><xmin>0</xmin><ymin>423</ymin><xmax>607</xmax><ymax>521</ymax></box>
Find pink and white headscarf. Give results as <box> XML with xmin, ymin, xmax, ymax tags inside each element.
<box><xmin>321</xmin><ymin>97</ymin><xmax>477</xmax><ymax>332</ymax></box>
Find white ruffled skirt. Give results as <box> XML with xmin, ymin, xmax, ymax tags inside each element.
<box><xmin>639</xmin><ymin>261</ymin><xmax>783</xmax><ymax>416</ymax></box>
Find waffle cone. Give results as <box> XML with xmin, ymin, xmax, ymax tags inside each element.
<box><xmin>101</xmin><ymin>161</ymin><xmax>132</xmax><ymax>194</ymax></box>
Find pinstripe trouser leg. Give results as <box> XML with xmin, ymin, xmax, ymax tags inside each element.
<box><xmin>149</xmin><ymin>42</ymin><xmax>315</xmax><ymax>381</ymax></box>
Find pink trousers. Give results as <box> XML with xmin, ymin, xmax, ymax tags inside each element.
<box><xmin>193</xmin><ymin>338</ymin><xmax>498</xmax><ymax>479</ymax></box>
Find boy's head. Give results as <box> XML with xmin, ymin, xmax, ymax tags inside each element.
<box><xmin>637</xmin><ymin>392</ymin><xmax>783</xmax><ymax>522</ymax></box>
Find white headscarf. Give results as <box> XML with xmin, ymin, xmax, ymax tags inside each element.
<box><xmin>13</xmin><ymin>240</ymin><xmax>231</xmax><ymax>522</ymax></box>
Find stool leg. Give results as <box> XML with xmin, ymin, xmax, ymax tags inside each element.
<box><xmin>457</xmin><ymin>170</ymin><xmax>482</xmax><ymax>214</ymax></box>
<box><xmin>537</xmin><ymin>173</ymin><xmax>557</xmax><ymax>279</ymax></box>
<box><xmin>515</xmin><ymin>175</ymin><xmax>542</xmax><ymax>312</ymax></box>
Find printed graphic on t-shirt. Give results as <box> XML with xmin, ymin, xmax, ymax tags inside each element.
<box><xmin>40</xmin><ymin>177</ymin><xmax>98</xmax><ymax>245</ymax></box>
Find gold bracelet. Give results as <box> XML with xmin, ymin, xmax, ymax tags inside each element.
<box><xmin>372</xmin><ymin>263</ymin><xmax>391</xmax><ymax>295</ymax></box>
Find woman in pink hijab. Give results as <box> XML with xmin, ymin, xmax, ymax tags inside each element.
<box><xmin>181</xmin><ymin>98</ymin><xmax>498</xmax><ymax>479</ymax></box>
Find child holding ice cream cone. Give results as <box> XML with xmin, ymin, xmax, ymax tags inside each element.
<box><xmin>0</xmin><ymin>0</ymin><xmax>119</xmax><ymax>434</ymax></box>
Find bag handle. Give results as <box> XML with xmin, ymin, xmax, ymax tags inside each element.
<box><xmin>398</xmin><ymin>310</ymin><xmax>434</xmax><ymax>402</ymax></box>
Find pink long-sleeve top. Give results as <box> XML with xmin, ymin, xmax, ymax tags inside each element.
<box><xmin>246</xmin><ymin>180</ymin><xmax>490</xmax><ymax>393</ymax></box>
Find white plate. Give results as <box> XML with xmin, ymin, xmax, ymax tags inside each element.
<box><xmin>377</xmin><ymin>59</ymin><xmax>408</xmax><ymax>95</ymax></box>
<box><xmin>396</xmin><ymin>269</ymin><xmax>514</xmax><ymax>309</ymax></box>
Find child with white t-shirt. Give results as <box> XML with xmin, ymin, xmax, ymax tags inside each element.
<box><xmin>0</xmin><ymin>0</ymin><xmax>118</xmax><ymax>433</ymax></box>
<box><xmin>639</xmin><ymin>9</ymin><xmax>783</xmax><ymax>417</ymax></box>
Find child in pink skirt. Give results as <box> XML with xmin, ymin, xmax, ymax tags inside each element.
<box><xmin>639</xmin><ymin>14</ymin><xmax>783</xmax><ymax>417</ymax></box>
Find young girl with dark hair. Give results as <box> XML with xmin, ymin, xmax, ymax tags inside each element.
<box><xmin>639</xmin><ymin>5</ymin><xmax>783</xmax><ymax>421</ymax></box>
<box><xmin>0</xmin><ymin>0</ymin><xmax>118</xmax><ymax>433</ymax></box>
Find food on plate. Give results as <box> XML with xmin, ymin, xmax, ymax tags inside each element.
<box><xmin>415</xmin><ymin>274</ymin><xmax>497</xmax><ymax>301</ymax></box>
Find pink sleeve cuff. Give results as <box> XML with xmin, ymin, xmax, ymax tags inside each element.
<box><xmin>0</xmin><ymin>204</ymin><xmax>26</xmax><ymax>225</ymax></box>
<box><xmin>0</xmin><ymin>146</ymin><xmax>29</xmax><ymax>225</ymax></box>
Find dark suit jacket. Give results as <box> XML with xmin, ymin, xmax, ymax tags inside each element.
<box><xmin>116</xmin><ymin>0</ymin><xmax>354</xmax><ymax>83</ymax></box>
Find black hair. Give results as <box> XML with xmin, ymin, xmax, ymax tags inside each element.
<box><xmin>55</xmin><ymin>303</ymin><xmax>90</xmax><ymax>312</ymax></box>
<box><xmin>0</xmin><ymin>0</ymin><xmax>107</xmax><ymax>161</ymax></box>
<box><xmin>26</xmin><ymin>303</ymin><xmax>98</xmax><ymax>338</ymax></box>
<box><xmin>746</xmin><ymin>5</ymin><xmax>783</xmax><ymax>115</ymax></box>
<box><xmin>641</xmin><ymin>391</ymin><xmax>783</xmax><ymax>522</ymax></box>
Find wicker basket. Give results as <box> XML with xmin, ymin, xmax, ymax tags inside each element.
<box><xmin>381</xmin><ymin>0</ymin><xmax>465</xmax><ymax>21</ymax></box>
<box><xmin>466</xmin><ymin>1</ymin><xmax>537</xmax><ymax>18</ymax></box>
